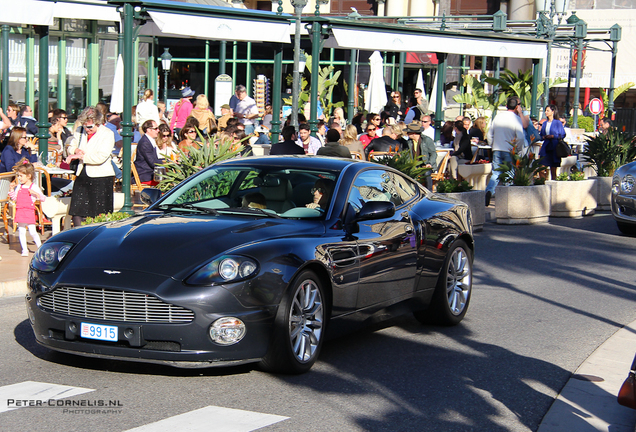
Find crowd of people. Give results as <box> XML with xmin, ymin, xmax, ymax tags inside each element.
<box><xmin>0</xmin><ymin>81</ymin><xmax>613</xmax><ymax>260</ymax></box>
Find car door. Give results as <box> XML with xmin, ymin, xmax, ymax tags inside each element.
<box><xmin>348</xmin><ymin>169</ymin><xmax>420</xmax><ymax>309</ymax></box>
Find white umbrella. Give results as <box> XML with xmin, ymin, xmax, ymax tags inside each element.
<box><xmin>364</xmin><ymin>51</ymin><xmax>387</xmax><ymax>115</ymax></box>
<box><xmin>428</xmin><ymin>71</ymin><xmax>446</xmax><ymax>114</ymax></box>
<box><xmin>110</xmin><ymin>54</ymin><xmax>124</xmax><ymax>114</ymax></box>
<box><xmin>416</xmin><ymin>69</ymin><xmax>426</xmax><ymax>101</ymax></box>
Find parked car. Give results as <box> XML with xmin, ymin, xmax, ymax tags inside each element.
<box><xmin>612</xmin><ymin>161</ymin><xmax>636</xmax><ymax>234</ymax></box>
<box><xmin>26</xmin><ymin>156</ymin><xmax>474</xmax><ymax>374</ymax></box>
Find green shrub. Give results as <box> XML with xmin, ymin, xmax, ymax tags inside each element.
<box><xmin>436</xmin><ymin>179</ymin><xmax>473</xmax><ymax>193</ymax></box>
<box><xmin>569</xmin><ymin>115</ymin><xmax>594</xmax><ymax>133</ymax></box>
<box><xmin>82</xmin><ymin>212</ymin><xmax>132</xmax><ymax>225</ymax></box>
<box><xmin>371</xmin><ymin>151</ymin><xmax>432</xmax><ymax>185</ymax></box>
<box><xmin>582</xmin><ymin>127</ymin><xmax>636</xmax><ymax>176</ymax></box>
<box><xmin>556</xmin><ymin>171</ymin><xmax>586</xmax><ymax>181</ymax></box>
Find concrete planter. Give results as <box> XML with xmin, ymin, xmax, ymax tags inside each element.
<box><xmin>495</xmin><ymin>184</ymin><xmax>550</xmax><ymax>225</ymax></box>
<box><xmin>590</xmin><ymin>176</ymin><xmax>612</xmax><ymax>210</ymax></box>
<box><xmin>547</xmin><ymin>180</ymin><xmax>596</xmax><ymax>217</ymax></box>
<box><xmin>457</xmin><ymin>163</ymin><xmax>492</xmax><ymax>191</ymax></box>
<box><xmin>42</xmin><ymin>192</ymin><xmax>126</xmax><ymax>235</ymax></box>
<box><xmin>439</xmin><ymin>190</ymin><xmax>485</xmax><ymax>232</ymax></box>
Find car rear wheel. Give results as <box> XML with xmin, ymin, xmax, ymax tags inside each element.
<box><xmin>259</xmin><ymin>270</ymin><xmax>326</xmax><ymax>374</ymax></box>
<box><xmin>415</xmin><ymin>239</ymin><xmax>472</xmax><ymax>326</ymax></box>
<box><xmin>617</xmin><ymin>221</ymin><xmax>636</xmax><ymax>236</ymax></box>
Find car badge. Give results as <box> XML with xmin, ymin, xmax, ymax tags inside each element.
<box><xmin>103</xmin><ymin>270</ymin><xmax>121</xmax><ymax>275</ymax></box>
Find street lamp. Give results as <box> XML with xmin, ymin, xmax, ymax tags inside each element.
<box><xmin>536</xmin><ymin>0</ymin><xmax>567</xmax><ymax>110</ymax></box>
<box><xmin>290</xmin><ymin>0</ymin><xmax>308</xmax><ymax>130</ymax></box>
<box><xmin>160</xmin><ymin>48</ymin><xmax>172</xmax><ymax>106</ymax></box>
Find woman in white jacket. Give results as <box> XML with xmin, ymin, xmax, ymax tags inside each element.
<box><xmin>66</xmin><ymin>106</ymin><xmax>115</xmax><ymax>227</ymax></box>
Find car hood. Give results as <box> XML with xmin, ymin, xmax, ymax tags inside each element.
<box><xmin>61</xmin><ymin>212</ymin><xmax>323</xmax><ymax>278</ymax></box>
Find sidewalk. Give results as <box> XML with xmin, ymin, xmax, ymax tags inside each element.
<box><xmin>1</xmin><ymin>211</ymin><xmax>636</xmax><ymax>432</ymax></box>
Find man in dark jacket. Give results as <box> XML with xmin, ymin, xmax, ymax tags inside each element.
<box><xmin>134</xmin><ymin>120</ymin><xmax>164</xmax><ymax>184</ymax></box>
<box><xmin>317</xmin><ymin>129</ymin><xmax>351</xmax><ymax>158</ymax></box>
<box><xmin>364</xmin><ymin>127</ymin><xmax>402</xmax><ymax>160</ymax></box>
<box><xmin>269</xmin><ymin>126</ymin><xmax>304</xmax><ymax>155</ymax></box>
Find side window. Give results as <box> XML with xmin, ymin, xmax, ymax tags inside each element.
<box><xmin>389</xmin><ymin>171</ymin><xmax>419</xmax><ymax>204</ymax></box>
<box><xmin>348</xmin><ymin>169</ymin><xmax>405</xmax><ymax>213</ymax></box>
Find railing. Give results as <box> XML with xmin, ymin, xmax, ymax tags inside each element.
<box><xmin>615</xmin><ymin>109</ymin><xmax>636</xmax><ymax>135</ymax></box>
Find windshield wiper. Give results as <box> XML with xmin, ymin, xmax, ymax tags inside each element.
<box><xmin>156</xmin><ymin>203</ymin><xmax>219</xmax><ymax>215</ymax></box>
<box><xmin>219</xmin><ymin>208</ymin><xmax>282</xmax><ymax>218</ymax></box>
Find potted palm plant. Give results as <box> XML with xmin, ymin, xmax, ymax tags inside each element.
<box><xmin>547</xmin><ymin>171</ymin><xmax>596</xmax><ymax>218</ymax></box>
<box><xmin>436</xmin><ymin>179</ymin><xmax>485</xmax><ymax>231</ymax></box>
<box><xmin>582</xmin><ymin>127</ymin><xmax>636</xmax><ymax>210</ymax></box>
<box><xmin>494</xmin><ymin>148</ymin><xmax>550</xmax><ymax>224</ymax></box>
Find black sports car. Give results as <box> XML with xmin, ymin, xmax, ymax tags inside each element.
<box><xmin>26</xmin><ymin>156</ymin><xmax>474</xmax><ymax>374</ymax></box>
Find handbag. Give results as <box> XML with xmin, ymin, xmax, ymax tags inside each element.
<box><xmin>618</xmin><ymin>371</ymin><xmax>636</xmax><ymax>409</ymax></box>
<box><xmin>555</xmin><ymin>140</ymin><xmax>571</xmax><ymax>158</ymax></box>
<box><xmin>69</xmin><ymin>158</ymin><xmax>79</xmax><ymax>172</ymax></box>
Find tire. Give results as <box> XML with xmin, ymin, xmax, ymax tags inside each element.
<box><xmin>259</xmin><ymin>270</ymin><xmax>327</xmax><ymax>374</ymax></box>
<box><xmin>617</xmin><ymin>221</ymin><xmax>636</xmax><ymax>236</ymax></box>
<box><xmin>415</xmin><ymin>239</ymin><xmax>472</xmax><ymax>326</ymax></box>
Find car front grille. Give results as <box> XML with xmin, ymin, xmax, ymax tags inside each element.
<box><xmin>38</xmin><ymin>287</ymin><xmax>195</xmax><ymax>323</ymax></box>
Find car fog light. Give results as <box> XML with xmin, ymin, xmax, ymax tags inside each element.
<box><xmin>209</xmin><ymin>317</ymin><xmax>246</xmax><ymax>345</ymax></box>
<box><xmin>622</xmin><ymin>175</ymin><xmax>635</xmax><ymax>194</ymax></box>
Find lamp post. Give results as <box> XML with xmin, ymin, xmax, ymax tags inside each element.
<box><xmin>536</xmin><ymin>0</ymin><xmax>567</xmax><ymax>110</ymax></box>
<box><xmin>160</xmin><ymin>48</ymin><xmax>172</xmax><ymax>106</ymax></box>
<box><xmin>290</xmin><ymin>0</ymin><xmax>308</xmax><ymax>130</ymax></box>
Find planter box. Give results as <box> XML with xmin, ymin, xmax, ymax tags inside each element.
<box><xmin>546</xmin><ymin>180</ymin><xmax>596</xmax><ymax>218</ymax></box>
<box><xmin>439</xmin><ymin>190</ymin><xmax>485</xmax><ymax>232</ymax></box>
<box><xmin>495</xmin><ymin>184</ymin><xmax>550</xmax><ymax>225</ymax></box>
<box><xmin>457</xmin><ymin>163</ymin><xmax>492</xmax><ymax>191</ymax></box>
<box><xmin>590</xmin><ymin>176</ymin><xmax>612</xmax><ymax>211</ymax></box>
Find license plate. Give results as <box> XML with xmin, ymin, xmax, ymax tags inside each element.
<box><xmin>80</xmin><ymin>322</ymin><xmax>118</xmax><ymax>342</ymax></box>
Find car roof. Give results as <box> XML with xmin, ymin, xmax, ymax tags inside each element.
<box><xmin>217</xmin><ymin>155</ymin><xmax>370</xmax><ymax>171</ymax></box>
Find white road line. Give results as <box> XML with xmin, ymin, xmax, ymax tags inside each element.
<box><xmin>0</xmin><ymin>381</ymin><xmax>94</xmax><ymax>413</ymax></box>
<box><xmin>122</xmin><ymin>406</ymin><xmax>289</xmax><ymax>432</ymax></box>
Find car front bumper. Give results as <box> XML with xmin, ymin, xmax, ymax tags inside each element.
<box><xmin>612</xmin><ymin>193</ymin><xmax>636</xmax><ymax>224</ymax></box>
<box><xmin>26</xmin><ymin>271</ymin><xmax>277</xmax><ymax>368</ymax></box>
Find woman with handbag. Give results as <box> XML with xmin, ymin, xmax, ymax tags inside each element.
<box><xmin>539</xmin><ymin>104</ymin><xmax>566</xmax><ymax>180</ymax></box>
<box><xmin>66</xmin><ymin>106</ymin><xmax>115</xmax><ymax>227</ymax></box>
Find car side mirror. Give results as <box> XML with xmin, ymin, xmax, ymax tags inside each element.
<box><xmin>355</xmin><ymin>201</ymin><xmax>395</xmax><ymax>222</ymax></box>
<box><xmin>141</xmin><ymin>188</ymin><xmax>162</xmax><ymax>206</ymax></box>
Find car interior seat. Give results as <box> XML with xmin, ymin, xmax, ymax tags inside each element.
<box><xmin>257</xmin><ymin>176</ymin><xmax>295</xmax><ymax>213</ymax></box>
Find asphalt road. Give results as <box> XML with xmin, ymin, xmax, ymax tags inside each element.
<box><xmin>1</xmin><ymin>212</ymin><xmax>635</xmax><ymax>432</ymax></box>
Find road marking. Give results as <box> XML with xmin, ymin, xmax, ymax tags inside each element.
<box><xmin>0</xmin><ymin>381</ymin><xmax>94</xmax><ymax>413</ymax></box>
<box><xmin>122</xmin><ymin>406</ymin><xmax>289</xmax><ymax>432</ymax></box>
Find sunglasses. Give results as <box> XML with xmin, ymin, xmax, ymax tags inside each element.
<box><xmin>186</xmin><ymin>130</ymin><xmax>196</xmax><ymax>134</ymax></box>
<box><xmin>84</xmin><ymin>124</ymin><xmax>96</xmax><ymax>129</ymax></box>
<box><xmin>162</xmin><ymin>133</ymin><xmax>171</xmax><ymax>137</ymax></box>
<box><xmin>392</xmin><ymin>95</ymin><xmax>400</xmax><ymax>98</ymax></box>
<box><xmin>373</xmin><ymin>118</ymin><xmax>380</xmax><ymax>121</ymax></box>
<box><xmin>60</xmin><ymin>116</ymin><xmax>68</xmax><ymax>119</ymax></box>
<box><xmin>147</xmin><ymin>126</ymin><xmax>159</xmax><ymax>130</ymax></box>
<box><xmin>367</xmin><ymin>128</ymin><xmax>376</xmax><ymax>132</ymax></box>
<box><xmin>310</xmin><ymin>187</ymin><xmax>324</xmax><ymax>194</ymax></box>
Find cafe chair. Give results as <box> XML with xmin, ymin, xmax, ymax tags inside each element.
<box><xmin>431</xmin><ymin>151</ymin><xmax>451</xmax><ymax>187</ymax></box>
<box><xmin>350</xmin><ymin>151</ymin><xmax>363</xmax><ymax>160</ymax></box>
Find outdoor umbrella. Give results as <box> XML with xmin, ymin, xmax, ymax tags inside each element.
<box><xmin>416</xmin><ymin>69</ymin><xmax>426</xmax><ymax>101</ymax></box>
<box><xmin>364</xmin><ymin>51</ymin><xmax>387</xmax><ymax>115</ymax></box>
<box><xmin>110</xmin><ymin>54</ymin><xmax>124</xmax><ymax>114</ymax></box>
<box><xmin>428</xmin><ymin>70</ymin><xmax>447</xmax><ymax>115</ymax></box>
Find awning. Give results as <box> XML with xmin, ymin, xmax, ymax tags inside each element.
<box><xmin>327</xmin><ymin>27</ymin><xmax>547</xmax><ymax>60</ymax></box>
<box><xmin>53</xmin><ymin>1</ymin><xmax>121</xmax><ymax>22</ymax></box>
<box><xmin>0</xmin><ymin>0</ymin><xmax>55</xmax><ymax>26</ymax></box>
<box><xmin>146</xmin><ymin>10</ymin><xmax>291</xmax><ymax>43</ymax></box>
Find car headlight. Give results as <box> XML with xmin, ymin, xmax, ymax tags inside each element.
<box><xmin>32</xmin><ymin>242</ymin><xmax>73</xmax><ymax>272</ymax></box>
<box><xmin>622</xmin><ymin>175</ymin><xmax>636</xmax><ymax>194</ymax></box>
<box><xmin>186</xmin><ymin>255</ymin><xmax>259</xmax><ymax>285</ymax></box>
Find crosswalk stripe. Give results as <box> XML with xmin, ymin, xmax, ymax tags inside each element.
<box><xmin>0</xmin><ymin>381</ymin><xmax>94</xmax><ymax>413</ymax></box>
<box><xmin>122</xmin><ymin>406</ymin><xmax>289</xmax><ymax>432</ymax></box>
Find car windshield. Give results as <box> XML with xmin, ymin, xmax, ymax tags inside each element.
<box><xmin>156</xmin><ymin>166</ymin><xmax>339</xmax><ymax>219</ymax></box>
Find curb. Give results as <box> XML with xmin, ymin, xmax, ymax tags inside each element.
<box><xmin>0</xmin><ymin>279</ymin><xmax>28</xmax><ymax>298</ymax></box>
<box><xmin>537</xmin><ymin>321</ymin><xmax>636</xmax><ymax>432</ymax></box>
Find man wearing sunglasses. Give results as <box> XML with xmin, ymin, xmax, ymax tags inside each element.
<box><xmin>134</xmin><ymin>120</ymin><xmax>165</xmax><ymax>185</ymax></box>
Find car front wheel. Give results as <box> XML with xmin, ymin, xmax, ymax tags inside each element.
<box><xmin>259</xmin><ymin>270</ymin><xmax>326</xmax><ymax>374</ymax></box>
<box><xmin>415</xmin><ymin>239</ymin><xmax>472</xmax><ymax>326</ymax></box>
